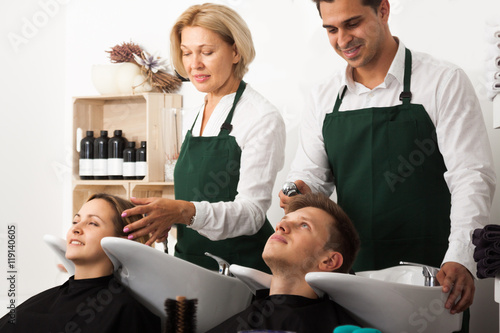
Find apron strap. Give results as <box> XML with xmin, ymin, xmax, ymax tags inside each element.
<box><xmin>332</xmin><ymin>85</ymin><xmax>348</xmax><ymax>114</ymax></box>
<box><xmin>399</xmin><ymin>48</ymin><xmax>412</xmax><ymax>105</ymax></box>
<box><xmin>189</xmin><ymin>80</ymin><xmax>247</xmax><ymax>134</ymax></box>
<box><xmin>334</xmin><ymin>48</ymin><xmax>414</xmax><ymax>111</ymax></box>
<box><xmin>189</xmin><ymin>112</ymin><xmax>201</xmax><ymax>132</ymax></box>
<box><xmin>220</xmin><ymin>80</ymin><xmax>246</xmax><ymax>135</ymax></box>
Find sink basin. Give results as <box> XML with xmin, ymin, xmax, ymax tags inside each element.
<box><xmin>229</xmin><ymin>264</ymin><xmax>272</xmax><ymax>294</ymax></box>
<box><xmin>306</xmin><ymin>266</ymin><xmax>462</xmax><ymax>333</ymax></box>
<box><xmin>100</xmin><ymin>237</ymin><xmax>253</xmax><ymax>332</ymax></box>
<box><xmin>43</xmin><ymin>234</ymin><xmax>75</xmax><ymax>275</ymax></box>
<box><xmin>229</xmin><ymin>264</ymin><xmax>462</xmax><ymax>333</ymax></box>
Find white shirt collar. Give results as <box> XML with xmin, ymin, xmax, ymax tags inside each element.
<box><xmin>340</xmin><ymin>38</ymin><xmax>406</xmax><ymax>95</ymax></box>
<box><xmin>193</xmin><ymin>90</ymin><xmax>239</xmax><ymax>136</ymax></box>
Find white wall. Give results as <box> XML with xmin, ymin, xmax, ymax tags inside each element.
<box><xmin>1</xmin><ymin>0</ymin><xmax>499</xmax><ymax>331</ymax></box>
<box><xmin>0</xmin><ymin>0</ymin><xmax>70</xmax><ymax>308</ymax></box>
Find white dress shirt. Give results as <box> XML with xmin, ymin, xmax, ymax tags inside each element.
<box><xmin>184</xmin><ymin>83</ymin><xmax>286</xmax><ymax>241</ymax></box>
<box><xmin>288</xmin><ymin>40</ymin><xmax>496</xmax><ymax>275</ymax></box>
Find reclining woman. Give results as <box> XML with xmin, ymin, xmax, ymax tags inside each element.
<box><xmin>0</xmin><ymin>193</ymin><xmax>161</xmax><ymax>332</ymax></box>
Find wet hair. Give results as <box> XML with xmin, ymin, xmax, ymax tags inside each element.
<box><xmin>86</xmin><ymin>193</ymin><xmax>149</xmax><ymax>244</ymax></box>
<box><xmin>288</xmin><ymin>193</ymin><xmax>360</xmax><ymax>273</ymax></box>
<box><xmin>170</xmin><ymin>3</ymin><xmax>255</xmax><ymax>80</ymax></box>
<box><xmin>311</xmin><ymin>0</ymin><xmax>383</xmax><ymax>15</ymax></box>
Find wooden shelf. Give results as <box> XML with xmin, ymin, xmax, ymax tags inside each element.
<box><xmin>72</xmin><ymin>93</ymin><xmax>181</xmax><ymax>214</ymax></box>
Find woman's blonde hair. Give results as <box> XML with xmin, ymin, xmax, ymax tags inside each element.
<box><xmin>87</xmin><ymin>193</ymin><xmax>150</xmax><ymax>244</ymax></box>
<box><xmin>170</xmin><ymin>3</ymin><xmax>255</xmax><ymax>80</ymax></box>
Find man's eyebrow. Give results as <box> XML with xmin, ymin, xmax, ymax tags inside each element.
<box><xmin>322</xmin><ymin>15</ymin><xmax>363</xmax><ymax>29</ymax></box>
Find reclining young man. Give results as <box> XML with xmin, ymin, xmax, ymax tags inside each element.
<box><xmin>207</xmin><ymin>192</ymin><xmax>361</xmax><ymax>333</ymax></box>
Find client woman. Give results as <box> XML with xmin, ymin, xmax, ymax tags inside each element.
<box><xmin>0</xmin><ymin>193</ymin><xmax>161</xmax><ymax>332</ymax></box>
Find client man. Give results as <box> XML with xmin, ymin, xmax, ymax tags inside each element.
<box><xmin>208</xmin><ymin>193</ymin><xmax>361</xmax><ymax>333</ymax></box>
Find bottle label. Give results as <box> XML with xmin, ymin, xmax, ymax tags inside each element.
<box><xmin>79</xmin><ymin>159</ymin><xmax>93</xmax><ymax>176</ymax></box>
<box><xmin>93</xmin><ymin>159</ymin><xmax>108</xmax><ymax>176</ymax></box>
<box><xmin>136</xmin><ymin>161</ymin><xmax>147</xmax><ymax>176</ymax></box>
<box><xmin>123</xmin><ymin>162</ymin><xmax>136</xmax><ymax>177</ymax></box>
<box><xmin>108</xmin><ymin>158</ymin><xmax>123</xmax><ymax>176</ymax></box>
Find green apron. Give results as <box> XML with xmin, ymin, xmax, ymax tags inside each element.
<box><xmin>173</xmin><ymin>81</ymin><xmax>274</xmax><ymax>272</ymax></box>
<box><xmin>323</xmin><ymin>48</ymin><xmax>451</xmax><ymax>271</ymax></box>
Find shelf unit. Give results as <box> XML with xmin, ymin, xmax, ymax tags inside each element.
<box><xmin>72</xmin><ymin>93</ymin><xmax>182</xmax><ymax>215</ymax></box>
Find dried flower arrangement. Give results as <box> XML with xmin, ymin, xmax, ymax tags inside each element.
<box><xmin>106</xmin><ymin>41</ymin><xmax>182</xmax><ymax>93</ymax></box>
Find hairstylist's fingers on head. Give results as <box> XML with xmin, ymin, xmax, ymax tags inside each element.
<box><xmin>123</xmin><ymin>214</ymin><xmax>156</xmax><ymax>242</ymax></box>
<box><xmin>294</xmin><ymin>180</ymin><xmax>311</xmax><ymax>195</ymax></box>
<box><xmin>155</xmin><ymin>228</ymin><xmax>171</xmax><ymax>243</ymax></box>
<box><xmin>278</xmin><ymin>191</ymin><xmax>292</xmax><ymax>213</ymax></box>
<box><xmin>121</xmin><ymin>197</ymin><xmax>155</xmax><ymax>218</ymax></box>
<box><xmin>150</xmin><ymin>229</ymin><xmax>171</xmax><ymax>246</ymax></box>
<box><xmin>130</xmin><ymin>197</ymin><xmax>154</xmax><ymax>205</ymax></box>
<box><xmin>279</xmin><ymin>180</ymin><xmax>312</xmax><ymax>213</ymax></box>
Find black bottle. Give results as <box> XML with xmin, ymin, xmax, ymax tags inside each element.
<box><xmin>79</xmin><ymin>130</ymin><xmax>94</xmax><ymax>180</ymax></box>
<box><xmin>123</xmin><ymin>141</ymin><xmax>136</xmax><ymax>180</ymax></box>
<box><xmin>136</xmin><ymin>141</ymin><xmax>147</xmax><ymax>180</ymax></box>
<box><xmin>93</xmin><ymin>130</ymin><xmax>109</xmax><ymax>180</ymax></box>
<box><xmin>108</xmin><ymin>130</ymin><xmax>126</xmax><ymax>180</ymax></box>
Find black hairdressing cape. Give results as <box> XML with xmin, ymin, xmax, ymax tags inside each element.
<box><xmin>206</xmin><ymin>289</ymin><xmax>359</xmax><ymax>333</ymax></box>
<box><xmin>0</xmin><ymin>274</ymin><xmax>160</xmax><ymax>333</ymax></box>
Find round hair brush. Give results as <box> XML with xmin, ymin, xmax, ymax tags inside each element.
<box><xmin>164</xmin><ymin>296</ymin><xmax>198</xmax><ymax>333</ymax></box>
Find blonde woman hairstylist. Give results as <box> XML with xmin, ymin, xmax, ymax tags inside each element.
<box><xmin>122</xmin><ymin>3</ymin><xmax>286</xmax><ymax>273</ymax></box>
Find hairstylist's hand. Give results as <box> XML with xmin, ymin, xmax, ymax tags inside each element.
<box><xmin>436</xmin><ymin>261</ymin><xmax>475</xmax><ymax>314</ymax></box>
<box><xmin>121</xmin><ymin>197</ymin><xmax>195</xmax><ymax>246</ymax></box>
<box><xmin>278</xmin><ymin>180</ymin><xmax>311</xmax><ymax>214</ymax></box>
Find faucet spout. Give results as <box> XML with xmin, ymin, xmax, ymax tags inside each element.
<box><xmin>205</xmin><ymin>252</ymin><xmax>233</xmax><ymax>276</ymax></box>
<box><xmin>399</xmin><ymin>261</ymin><xmax>440</xmax><ymax>286</ymax></box>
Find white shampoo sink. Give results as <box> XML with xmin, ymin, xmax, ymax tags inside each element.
<box><xmin>44</xmin><ymin>235</ymin><xmax>253</xmax><ymax>332</ymax></box>
<box><xmin>306</xmin><ymin>266</ymin><xmax>462</xmax><ymax>333</ymax></box>
<box><xmin>43</xmin><ymin>234</ymin><xmax>75</xmax><ymax>275</ymax></box>
<box><xmin>100</xmin><ymin>237</ymin><xmax>253</xmax><ymax>332</ymax></box>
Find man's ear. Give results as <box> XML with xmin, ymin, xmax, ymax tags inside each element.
<box><xmin>379</xmin><ymin>0</ymin><xmax>390</xmax><ymax>22</ymax></box>
<box><xmin>319</xmin><ymin>251</ymin><xmax>343</xmax><ymax>272</ymax></box>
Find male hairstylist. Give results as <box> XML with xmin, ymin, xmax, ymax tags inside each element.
<box><xmin>280</xmin><ymin>0</ymin><xmax>496</xmax><ymax>330</ymax></box>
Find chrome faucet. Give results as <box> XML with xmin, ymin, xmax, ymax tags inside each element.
<box><xmin>205</xmin><ymin>252</ymin><xmax>232</xmax><ymax>276</ymax></box>
<box><xmin>399</xmin><ymin>261</ymin><xmax>440</xmax><ymax>287</ymax></box>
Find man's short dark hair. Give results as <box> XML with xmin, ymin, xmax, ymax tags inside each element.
<box><xmin>312</xmin><ymin>0</ymin><xmax>383</xmax><ymax>16</ymax></box>
<box><xmin>288</xmin><ymin>193</ymin><xmax>360</xmax><ymax>273</ymax></box>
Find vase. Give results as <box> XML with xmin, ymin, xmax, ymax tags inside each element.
<box><xmin>91</xmin><ymin>63</ymin><xmax>141</xmax><ymax>95</ymax></box>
